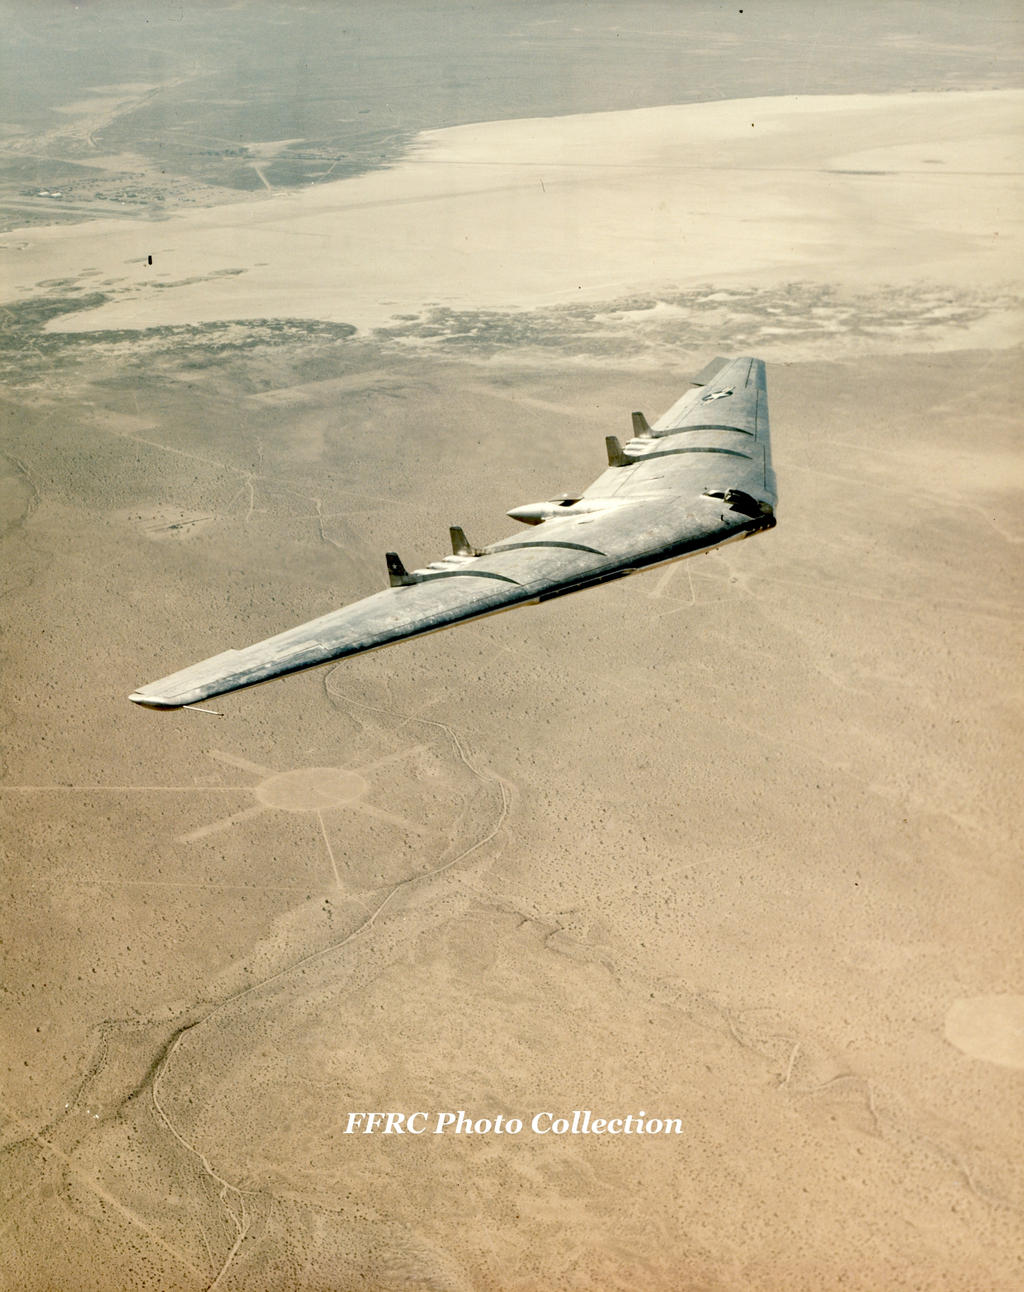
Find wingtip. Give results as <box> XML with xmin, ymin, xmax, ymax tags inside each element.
<box><xmin>129</xmin><ymin>690</ymin><xmax>180</xmax><ymax>710</ymax></box>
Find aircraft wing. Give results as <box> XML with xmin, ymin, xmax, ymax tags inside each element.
<box><xmin>129</xmin><ymin>356</ymin><xmax>776</xmax><ymax>709</ymax></box>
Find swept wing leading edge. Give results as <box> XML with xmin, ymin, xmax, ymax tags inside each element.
<box><xmin>129</xmin><ymin>356</ymin><xmax>776</xmax><ymax>709</ymax></box>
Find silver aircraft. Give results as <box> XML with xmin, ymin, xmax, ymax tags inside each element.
<box><xmin>129</xmin><ymin>355</ymin><xmax>776</xmax><ymax>710</ymax></box>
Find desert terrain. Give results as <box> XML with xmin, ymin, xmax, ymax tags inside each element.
<box><xmin>1</xmin><ymin>4</ymin><xmax>1022</xmax><ymax>1290</ymax></box>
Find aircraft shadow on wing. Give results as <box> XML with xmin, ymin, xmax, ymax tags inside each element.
<box><xmin>130</xmin><ymin>356</ymin><xmax>776</xmax><ymax>710</ymax></box>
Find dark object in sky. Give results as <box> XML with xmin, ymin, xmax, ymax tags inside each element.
<box><xmin>130</xmin><ymin>357</ymin><xmax>776</xmax><ymax>709</ymax></box>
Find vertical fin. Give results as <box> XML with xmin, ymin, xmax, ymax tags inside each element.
<box><xmin>449</xmin><ymin>526</ymin><xmax>478</xmax><ymax>557</ymax></box>
<box><xmin>386</xmin><ymin>552</ymin><xmax>418</xmax><ymax>587</ymax></box>
<box><xmin>605</xmin><ymin>435</ymin><xmax>628</xmax><ymax>468</ymax></box>
<box><xmin>631</xmin><ymin>411</ymin><xmax>653</xmax><ymax>438</ymax></box>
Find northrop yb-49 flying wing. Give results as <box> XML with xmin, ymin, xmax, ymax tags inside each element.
<box><xmin>130</xmin><ymin>355</ymin><xmax>776</xmax><ymax>709</ymax></box>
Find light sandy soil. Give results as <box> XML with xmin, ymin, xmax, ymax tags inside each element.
<box><xmin>1</xmin><ymin>91</ymin><xmax>1022</xmax><ymax>1290</ymax></box>
<box><xmin>2</xmin><ymin>91</ymin><xmax>1022</xmax><ymax>338</ymax></box>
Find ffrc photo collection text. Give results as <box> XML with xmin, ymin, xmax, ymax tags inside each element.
<box><xmin>344</xmin><ymin>1111</ymin><xmax>683</xmax><ymax>1136</ymax></box>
